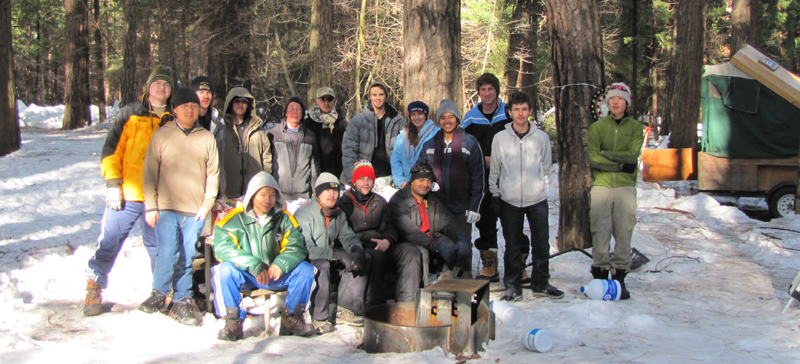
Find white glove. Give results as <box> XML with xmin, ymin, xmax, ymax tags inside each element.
<box><xmin>106</xmin><ymin>183</ymin><xmax>123</xmax><ymax>211</ymax></box>
<box><xmin>431</xmin><ymin>182</ymin><xmax>440</xmax><ymax>192</ymax></box>
<box><xmin>466</xmin><ymin>210</ymin><xmax>481</xmax><ymax>224</ymax></box>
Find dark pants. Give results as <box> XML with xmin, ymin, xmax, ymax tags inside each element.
<box><xmin>499</xmin><ymin>199</ymin><xmax>550</xmax><ymax>294</ymax></box>
<box><xmin>310</xmin><ymin>259</ymin><xmax>369</xmax><ymax>321</ymax></box>
<box><xmin>475</xmin><ymin>171</ymin><xmax>499</xmax><ymax>250</ymax></box>
<box><xmin>364</xmin><ymin>248</ymin><xmax>385</xmax><ymax>307</ymax></box>
<box><xmin>387</xmin><ymin>242</ymin><xmax>422</xmax><ymax>302</ymax></box>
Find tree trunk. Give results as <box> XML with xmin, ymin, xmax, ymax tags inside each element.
<box><xmin>136</xmin><ymin>13</ymin><xmax>151</xmax><ymax>87</ymax></box>
<box><xmin>62</xmin><ymin>0</ymin><xmax>91</xmax><ymax>130</ymax></box>
<box><xmin>0</xmin><ymin>0</ymin><xmax>20</xmax><ymax>157</ymax></box>
<box><xmin>664</xmin><ymin>0</ymin><xmax>705</xmax><ymax>149</ymax></box>
<box><xmin>308</xmin><ymin>0</ymin><xmax>333</xmax><ymax>105</ymax></box>
<box><xmin>121</xmin><ymin>0</ymin><xmax>137</xmax><ymax>106</ymax></box>
<box><xmin>403</xmin><ymin>0</ymin><xmax>463</xmax><ymax>116</ymax></box>
<box><xmin>207</xmin><ymin>0</ymin><xmax>252</xmax><ymax>109</ymax></box>
<box><xmin>631</xmin><ymin>0</ymin><xmax>638</xmax><ymax>116</ymax></box>
<box><xmin>92</xmin><ymin>0</ymin><xmax>106</xmax><ymax>123</ymax></box>
<box><xmin>544</xmin><ymin>0</ymin><xmax>604</xmax><ymax>251</ymax></box>
<box><xmin>731</xmin><ymin>0</ymin><xmax>755</xmax><ymax>53</ymax></box>
<box><xmin>504</xmin><ymin>0</ymin><xmax>542</xmax><ymax>109</ymax></box>
<box><xmin>350</xmin><ymin>0</ymin><xmax>368</xmax><ymax>118</ymax></box>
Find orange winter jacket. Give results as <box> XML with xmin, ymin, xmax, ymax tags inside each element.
<box><xmin>100</xmin><ymin>95</ymin><xmax>174</xmax><ymax>202</ymax></box>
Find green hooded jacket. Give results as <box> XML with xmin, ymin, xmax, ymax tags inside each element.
<box><xmin>587</xmin><ymin>115</ymin><xmax>644</xmax><ymax>187</ymax></box>
<box><xmin>213</xmin><ymin>172</ymin><xmax>307</xmax><ymax>276</ymax></box>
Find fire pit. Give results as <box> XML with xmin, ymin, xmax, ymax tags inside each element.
<box><xmin>363</xmin><ymin>278</ymin><xmax>495</xmax><ymax>355</ymax></box>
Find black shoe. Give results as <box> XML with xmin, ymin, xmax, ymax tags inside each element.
<box><xmin>170</xmin><ymin>297</ymin><xmax>202</xmax><ymax>326</ymax></box>
<box><xmin>139</xmin><ymin>289</ymin><xmax>167</xmax><ymax>313</ymax></box>
<box><xmin>611</xmin><ymin>270</ymin><xmax>631</xmax><ymax>300</ymax></box>
<box><xmin>590</xmin><ymin>266</ymin><xmax>610</xmax><ymax>280</ymax></box>
<box><xmin>336</xmin><ymin>306</ymin><xmax>364</xmax><ymax>327</ymax></box>
<box><xmin>531</xmin><ymin>283</ymin><xmax>565</xmax><ymax>299</ymax></box>
<box><xmin>499</xmin><ymin>290</ymin><xmax>523</xmax><ymax>302</ymax></box>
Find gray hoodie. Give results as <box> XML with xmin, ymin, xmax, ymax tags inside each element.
<box><xmin>243</xmin><ymin>171</ymin><xmax>286</xmax><ymax>218</ymax></box>
<box><xmin>488</xmin><ymin>120</ymin><xmax>552</xmax><ymax>208</ymax></box>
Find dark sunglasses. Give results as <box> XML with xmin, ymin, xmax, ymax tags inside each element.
<box><xmin>319</xmin><ymin>96</ymin><xmax>335</xmax><ymax>102</ymax></box>
<box><xmin>233</xmin><ymin>98</ymin><xmax>248</xmax><ymax>104</ymax></box>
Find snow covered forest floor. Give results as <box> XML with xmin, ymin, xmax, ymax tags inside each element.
<box><xmin>1</xmin><ymin>103</ymin><xmax>800</xmax><ymax>363</ymax></box>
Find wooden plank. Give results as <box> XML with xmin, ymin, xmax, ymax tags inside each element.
<box><xmin>757</xmin><ymin>165</ymin><xmax>798</xmax><ymax>191</ymax></box>
<box><xmin>698</xmin><ymin>152</ymin><xmax>758</xmax><ymax>191</ymax></box>
<box><xmin>641</xmin><ymin>148</ymin><xmax>695</xmax><ymax>182</ymax></box>
<box><xmin>731</xmin><ymin>45</ymin><xmax>800</xmax><ymax>109</ymax></box>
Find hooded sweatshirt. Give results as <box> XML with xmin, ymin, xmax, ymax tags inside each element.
<box><xmin>488</xmin><ymin>120</ymin><xmax>552</xmax><ymax>208</ymax></box>
<box><xmin>222</xmin><ymin>87</ymin><xmax>272</xmax><ymax>198</ymax></box>
<box><xmin>213</xmin><ymin>172</ymin><xmax>307</xmax><ymax>276</ymax></box>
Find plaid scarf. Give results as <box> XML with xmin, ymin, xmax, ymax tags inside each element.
<box><xmin>308</xmin><ymin>106</ymin><xmax>338</xmax><ymax>133</ymax></box>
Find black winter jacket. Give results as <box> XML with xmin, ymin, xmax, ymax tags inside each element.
<box><xmin>387</xmin><ymin>186</ymin><xmax>467</xmax><ymax>248</ymax></box>
<box><xmin>338</xmin><ymin>190</ymin><xmax>398</xmax><ymax>249</ymax></box>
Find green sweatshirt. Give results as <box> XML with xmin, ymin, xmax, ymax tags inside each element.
<box><xmin>587</xmin><ymin>115</ymin><xmax>644</xmax><ymax>187</ymax></box>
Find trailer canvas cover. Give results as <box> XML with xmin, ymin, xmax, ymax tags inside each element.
<box><xmin>701</xmin><ymin>62</ymin><xmax>800</xmax><ymax>159</ymax></box>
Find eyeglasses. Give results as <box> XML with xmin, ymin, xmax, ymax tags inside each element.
<box><xmin>319</xmin><ymin>96</ymin><xmax>335</xmax><ymax>102</ymax></box>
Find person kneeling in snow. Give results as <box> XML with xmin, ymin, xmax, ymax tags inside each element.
<box><xmin>211</xmin><ymin>172</ymin><xmax>316</xmax><ymax>340</ymax></box>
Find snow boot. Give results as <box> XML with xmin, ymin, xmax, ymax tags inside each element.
<box><xmin>170</xmin><ymin>297</ymin><xmax>202</xmax><ymax>326</ymax></box>
<box><xmin>591</xmin><ymin>266</ymin><xmax>610</xmax><ymax>280</ymax></box>
<box><xmin>138</xmin><ymin>289</ymin><xmax>167</xmax><ymax>314</ymax></box>
<box><xmin>83</xmin><ymin>279</ymin><xmax>103</xmax><ymax>317</ymax></box>
<box><xmin>281</xmin><ymin>304</ymin><xmax>315</xmax><ymax>337</ymax></box>
<box><xmin>313</xmin><ymin>320</ymin><xmax>334</xmax><ymax>335</ymax></box>
<box><xmin>611</xmin><ymin>270</ymin><xmax>631</xmax><ymax>300</ymax></box>
<box><xmin>476</xmin><ymin>250</ymin><xmax>500</xmax><ymax>282</ymax></box>
<box><xmin>218</xmin><ymin>308</ymin><xmax>244</xmax><ymax>341</ymax></box>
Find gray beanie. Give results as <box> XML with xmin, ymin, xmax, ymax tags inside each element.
<box><xmin>435</xmin><ymin>99</ymin><xmax>462</xmax><ymax>127</ymax></box>
<box><xmin>314</xmin><ymin>172</ymin><xmax>341</xmax><ymax>196</ymax></box>
<box><xmin>606</xmin><ymin>82</ymin><xmax>631</xmax><ymax>108</ymax></box>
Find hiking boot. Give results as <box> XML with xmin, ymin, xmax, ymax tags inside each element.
<box><xmin>611</xmin><ymin>270</ymin><xmax>631</xmax><ymax>300</ymax></box>
<box><xmin>218</xmin><ymin>307</ymin><xmax>244</xmax><ymax>341</ymax></box>
<box><xmin>83</xmin><ymin>279</ymin><xmax>103</xmax><ymax>317</ymax></box>
<box><xmin>313</xmin><ymin>320</ymin><xmax>334</xmax><ymax>335</ymax></box>
<box><xmin>139</xmin><ymin>289</ymin><xmax>167</xmax><ymax>313</ymax></box>
<box><xmin>591</xmin><ymin>265</ymin><xmax>610</xmax><ymax>280</ymax></box>
<box><xmin>499</xmin><ymin>290</ymin><xmax>523</xmax><ymax>302</ymax></box>
<box><xmin>336</xmin><ymin>306</ymin><xmax>364</xmax><ymax>327</ymax></box>
<box><xmin>281</xmin><ymin>304</ymin><xmax>315</xmax><ymax>337</ymax></box>
<box><xmin>170</xmin><ymin>297</ymin><xmax>202</xmax><ymax>326</ymax></box>
<box><xmin>531</xmin><ymin>283</ymin><xmax>565</xmax><ymax>299</ymax></box>
<box><xmin>476</xmin><ymin>250</ymin><xmax>500</xmax><ymax>282</ymax></box>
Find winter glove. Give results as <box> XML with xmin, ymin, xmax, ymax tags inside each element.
<box><xmin>430</xmin><ymin>238</ymin><xmax>457</xmax><ymax>268</ymax></box>
<box><xmin>620</xmin><ymin>163</ymin><xmax>638</xmax><ymax>174</ymax></box>
<box><xmin>465</xmin><ymin>210</ymin><xmax>481</xmax><ymax>224</ymax></box>
<box><xmin>106</xmin><ymin>181</ymin><xmax>124</xmax><ymax>211</ymax></box>
<box><xmin>332</xmin><ymin>249</ymin><xmax>355</xmax><ymax>272</ymax></box>
<box><xmin>349</xmin><ymin>246</ymin><xmax>366</xmax><ymax>272</ymax></box>
<box><xmin>431</xmin><ymin>182</ymin><xmax>440</xmax><ymax>192</ymax></box>
<box><xmin>491</xmin><ymin>197</ymin><xmax>502</xmax><ymax>217</ymax></box>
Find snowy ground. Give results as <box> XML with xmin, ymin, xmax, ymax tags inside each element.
<box><xmin>2</xmin><ymin>104</ymin><xmax>800</xmax><ymax>363</ymax></box>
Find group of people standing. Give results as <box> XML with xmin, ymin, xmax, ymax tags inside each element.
<box><xmin>81</xmin><ymin>66</ymin><xmax>643</xmax><ymax>342</ymax></box>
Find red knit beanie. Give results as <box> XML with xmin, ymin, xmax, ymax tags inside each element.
<box><xmin>351</xmin><ymin>160</ymin><xmax>376</xmax><ymax>184</ymax></box>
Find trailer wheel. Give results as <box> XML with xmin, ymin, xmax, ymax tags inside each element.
<box><xmin>769</xmin><ymin>186</ymin><xmax>796</xmax><ymax>218</ymax></box>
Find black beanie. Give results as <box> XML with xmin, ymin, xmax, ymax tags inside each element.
<box><xmin>191</xmin><ymin>76</ymin><xmax>212</xmax><ymax>92</ymax></box>
<box><xmin>407</xmin><ymin>101</ymin><xmax>429</xmax><ymax>117</ymax></box>
<box><xmin>284</xmin><ymin>96</ymin><xmax>306</xmax><ymax>120</ymax></box>
<box><xmin>173</xmin><ymin>87</ymin><xmax>200</xmax><ymax>108</ymax></box>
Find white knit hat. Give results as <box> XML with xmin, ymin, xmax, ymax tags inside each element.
<box><xmin>605</xmin><ymin>82</ymin><xmax>631</xmax><ymax>108</ymax></box>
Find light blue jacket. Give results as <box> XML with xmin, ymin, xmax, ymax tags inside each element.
<box><xmin>390</xmin><ymin>120</ymin><xmax>439</xmax><ymax>187</ymax></box>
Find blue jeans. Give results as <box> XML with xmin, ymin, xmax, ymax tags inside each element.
<box><xmin>152</xmin><ymin>211</ymin><xmax>205</xmax><ymax>301</ymax></box>
<box><xmin>499</xmin><ymin>199</ymin><xmax>550</xmax><ymax>294</ymax></box>
<box><xmin>87</xmin><ymin>202</ymin><xmax>157</xmax><ymax>289</ymax></box>
<box><xmin>211</xmin><ymin>261</ymin><xmax>316</xmax><ymax>319</ymax></box>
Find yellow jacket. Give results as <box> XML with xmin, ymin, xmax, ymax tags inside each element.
<box><xmin>100</xmin><ymin>95</ymin><xmax>174</xmax><ymax>202</ymax></box>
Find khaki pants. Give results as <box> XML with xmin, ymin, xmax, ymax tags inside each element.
<box><xmin>590</xmin><ymin>186</ymin><xmax>636</xmax><ymax>272</ymax></box>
